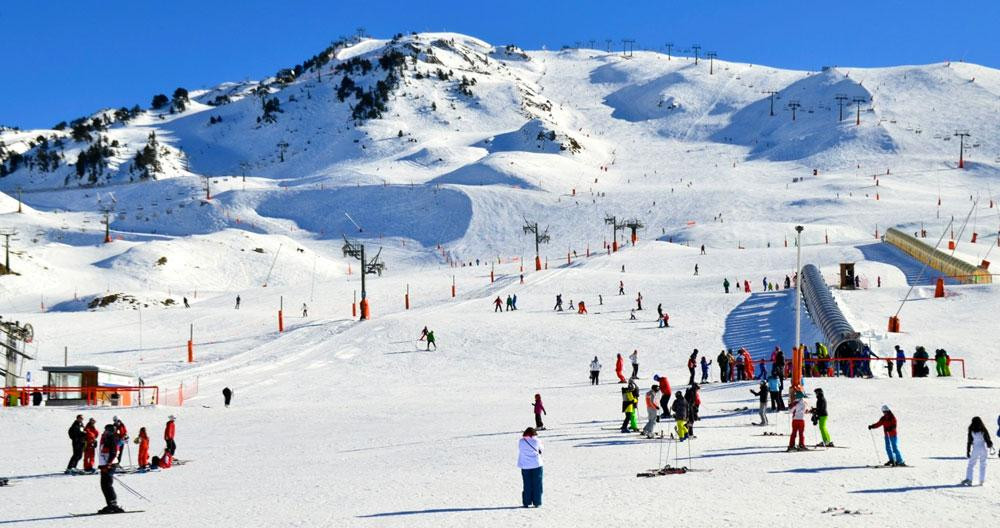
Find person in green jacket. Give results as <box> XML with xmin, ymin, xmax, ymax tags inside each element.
<box><xmin>425</xmin><ymin>330</ymin><xmax>437</xmax><ymax>351</ymax></box>
<box><xmin>935</xmin><ymin>349</ymin><xmax>948</xmax><ymax>376</ymax></box>
<box><xmin>620</xmin><ymin>382</ymin><xmax>639</xmax><ymax>433</ymax></box>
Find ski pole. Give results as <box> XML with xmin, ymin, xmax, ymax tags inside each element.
<box><xmin>127</xmin><ymin>440</ymin><xmax>133</xmax><ymax>467</ymax></box>
<box><xmin>113</xmin><ymin>475</ymin><xmax>151</xmax><ymax>502</ymax></box>
<box><xmin>868</xmin><ymin>429</ymin><xmax>881</xmax><ymax>466</ymax></box>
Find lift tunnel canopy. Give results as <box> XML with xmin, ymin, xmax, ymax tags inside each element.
<box><xmin>799</xmin><ymin>264</ymin><xmax>863</xmax><ymax>357</ymax></box>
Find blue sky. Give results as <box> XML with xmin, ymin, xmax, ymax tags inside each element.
<box><xmin>3</xmin><ymin>0</ymin><xmax>998</xmax><ymax>129</ymax></box>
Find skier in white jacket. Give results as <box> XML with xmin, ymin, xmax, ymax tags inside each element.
<box><xmin>589</xmin><ymin>357</ymin><xmax>602</xmax><ymax>385</ymax></box>
<box><xmin>518</xmin><ymin>428</ymin><xmax>543</xmax><ymax>507</ymax></box>
<box><xmin>963</xmin><ymin>416</ymin><xmax>995</xmax><ymax>486</ymax></box>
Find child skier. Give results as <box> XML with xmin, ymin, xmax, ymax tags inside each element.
<box><xmin>135</xmin><ymin>427</ymin><xmax>150</xmax><ymax>469</ymax></box>
<box><xmin>810</xmin><ymin>388</ymin><xmax>833</xmax><ymax>447</ymax></box>
<box><xmin>671</xmin><ymin>392</ymin><xmax>688</xmax><ymax>441</ymax></box>
<box><xmin>533</xmin><ymin>394</ymin><xmax>547</xmax><ymax>430</ymax></box>
<box><xmin>700</xmin><ymin>356</ymin><xmax>712</xmax><ymax>383</ymax></box>
<box><xmin>869</xmin><ymin>405</ymin><xmax>905</xmax><ymax>466</ymax></box>
<box><xmin>629</xmin><ymin>350</ymin><xmax>639</xmax><ymax>378</ymax></box>
<box><xmin>589</xmin><ymin>356</ymin><xmax>602</xmax><ymax>385</ymax></box>
<box><xmin>620</xmin><ymin>383</ymin><xmax>638</xmax><ymax>433</ymax></box>
<box><xmin>750</xmin><ymin>382</ymin><xmax>768</xmax><ymax>425</ymax></box>
<box><xmin>787</xmin><ymin>391</ymin><xmax>807</xmax><ymax>451</ymax></box>
<box><xmin>962</xmin><ymin>416</ymin><xmax>994</xmax><ymax>486</ymax></box>
<box><xmin>642</xmin><ymin>385</ymin><xmax>661</xmax><ymax>438</ymax></box>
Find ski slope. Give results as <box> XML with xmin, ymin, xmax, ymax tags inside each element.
<box><xmin>1</xmin><ymin>33</ymin><xmax>999</xmax><ymax>526</ymax></box>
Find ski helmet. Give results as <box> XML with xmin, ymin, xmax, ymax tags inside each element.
<box><xmin>881</xmin><ymin>404</ymin><xmax>890</xmax><ymax>412</ymax></box>
<box><xmin>653</xmin><ymin>375</ymin><xmax>660</xmax><ymax>381</ymax></box>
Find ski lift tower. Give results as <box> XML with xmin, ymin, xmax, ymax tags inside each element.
<box><xmin>625</xmin><ymin>218</ymin><xmax>645</xmax><ymax>246</ymax></box>
<box><xmin>0</xmin><ymin>228</ymin><xmax>18</xmax><ymax>274</ymax></box>
<box><xmin>522</xmin><ymin>219</ymin><xmax>550</xmax><ymax>271</ymax></box>
<box><xmin>605</xmin><ymin>215</ymin><xmax>627</xmax><ymax>252</ymax></box>
<box><xmin>1</xmin><ymin>318</ymin><xmax>34</xmax><ymax>389</ymax></box>
<box><xmin>342</xmin><ymin>237</ymin><xmax>385</xmax><ymax>321</ymax></box>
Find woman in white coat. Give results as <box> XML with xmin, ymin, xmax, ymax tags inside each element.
<box><xmin>963</xmin><ymin>416</ymin><xmax>995</xmax><ymax>486</ymax></box>
<box><xmin>518</xmin><ymin>427</ymin><xmax>543</xmax><ymax>507</ymax></box>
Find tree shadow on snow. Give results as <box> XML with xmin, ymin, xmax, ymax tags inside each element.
<box><xmin>850</xmin><ymin>483</ymin><xmax>966</xmax><ymax>494</ymax></box>
<box><xmin>358</xmin><ymin>506</ymin><xmax>524</xmax><ymax>518</ymax></box>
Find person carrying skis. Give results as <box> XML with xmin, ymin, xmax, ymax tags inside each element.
<box><xmin>615</xmin><ymin>353</ymin><xmax>626</xmax><ymax>383</ymax></box>
<box><xmin>869</xmin><ymin>405</ymin><xmax>905</xmax><ymax>466</ymax></box>
<box><xmin>425</xmin><ymin>330</ymin><xmax>437</xmax><ymax>351</ymax></box>
<box><xmin>787</xmin><ymin>391</ymin><xmax>807</xmax><ymax>451</ymax></box>
<box><xmin>97</xmin><ymin>423</ymin><xmax>124</xmax><ymax>514</ymax></box>
<box><xmin>750</xmin><ymin>381</ymin><xmax>768</xmax><ymax>425</ymax></box>
<box><xmin>135</xmin><ymin>427</ymin><xmax>150</xmax><ymax>469</ymax></box>
<box><xmin>671</xmin><ymin>392</ymin><xmax>689</xmax><ymax>441</ymax></box>
<box><xmin>687</xmin><ymin>350</ymin><xmax>698</xmax><ymax>385</ymax></box>
<box><xmin>589</xmin><ymin>356</ymin><xmax>602</xmax><ymax>385</ymax></box>
<box><xmin>532</xmin><ymin>394</ymin><xmax>547</xmax><ymax>430</ymax></box>
<box><xmin>164</xmin><ymin>415</ymin><xmax>176</xmax><ymax>456</ymax></box>
<box><xmin>642</xmin><ymin>385</ymin><xmax>661</xmax><ymax>438</ymax></box>
<box><xmin>517</xmin><ymin>427</ymin><xmax>543</xmax><ymax>508</ymax></box>
<box><xmin>553</xmin><ymin>294</ymin><xmax>563</xmax><ymax>311</ymax></box>
<box><xmin>810</xmin><ymin>388</ymin><xmax>833</xmax><ymax>447</ymax></box>
<box><xmin>700</xmin><ymin>356</ymin><xmax>712</xmax><ymax>383</ymax></box>
<box><xmin>962</xmin><ymin>416</ymin><xmax>994</xmax><ymax>486</ymax></box>
<box><xmin>717</xmin><ymin>350</ymin><xmax>729</xmax><ymax>383</ymax></box>
<box><xmin>894</xmin><ymin>345</ymin><xmax>906</xmax><ymax>378</ymax></box>
<box><xmin>494</xmin><ymin>296</ymin><xmax>503</xmax><ymax>312</ymax></box>
<box><xmin>723</xmin><ymin>278</ymin><xmax>730</xmax><ymax>293</ymax></box>
<box><xmin>222</xmin><ymin>387</ymin><xmax>233</xmax><ymax>407</ymax></box>
<box><xmin>66</xmin><ymin>414</ymin><xmax>85</xmax><ymax>474</ymax></box>
<box><xmin>629</xmin><ymin>350</ymin><xmax>639</xmax><ymax>379</ymax></box>
<box><xmin>83</xmin><ymin>418</ymin><xmax>99</xmax><ymax>473</ymax></box>
<box><xmin>620</xmin><ymin>383</ymin><xmax>638</xmax><ymax>433</ymax></box>
<box><xmin>654</xmin><ymin>374</ymin><xmax>671</xmax><ymax>419</ymax></box>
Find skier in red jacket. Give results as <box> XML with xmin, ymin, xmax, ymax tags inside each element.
<box><xmin>136</xmin><ymin>427</ymin><xmax>150</xmax><ymax>469</ymax></box>
<box><xmin>112</xmin><ymin>417</ymin><xmax>128</xmax><ymax>464</ymax></box>
<box><xmin>83</xmin><ymin>418</ymin><xmax>99</xmax><ymax>473</ymax></box>
<box><xmin>164</xmin><ymin>415</ymin><xmax>176</xmax><ymax>456</ymax></box>
<box><xmin>869</xmin><ymin>405</ymin><xmax>905</xmax><ymax>466</ymax></box>
<box><xmin>615</xmin><ymin>353</ymin><xmax>626</xmax><ymax>383</ymax></box>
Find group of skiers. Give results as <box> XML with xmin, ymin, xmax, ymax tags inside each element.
<box><xmin>722</xmin><ymin>275</ymin><xmax>794</xmax><ymax>294</ymax></box>
<box><xmin>66</xmin><ymin>414</ymin><xmax>178</xmax><ymax>514</ymax></box>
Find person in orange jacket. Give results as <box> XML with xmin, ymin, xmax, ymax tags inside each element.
<box><xmin>615</xmin><ymin>353</ymin><xmax>626</xmax><ymax>383</ymax></box>
<box><xmin>164</xmin><ymin>415</ymin><xmax>177</xmax><ymax>456</ymax></box>
<box><xmin>577</xmin><ymin>301</ymin><xmax>587</xmax><ymax>314</ymax></box>
<box><xmin>135</xmin><ymin>427</ymin><xmax>150</xmax><ymax>469</ymax></box>
<box><xmin>83</xmin><ymin>418</ymin><xmax>99</xmax><ymax>473</ymax></box>
<box><xmin>743</xmin><ymin>348</ymin><xmax>755</xmax><ymax>379</ymax></box>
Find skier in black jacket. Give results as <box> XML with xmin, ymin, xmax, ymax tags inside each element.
<box><xmin>717</xmin><ymin>350</ymin><xmax>729</xmax><ymax>382</ymax></box>
<box><xmin>684</xmin><ymin>384</ymin><xmax>700</xmax><ymax>437</ymax></box>
<box><xmin>750</xmin><ymin>382</ymin><xmax>769</xmax><ymax>425</ymax></box>
<box><xmin>66</xmin><ymin>414</ymin><xmax>85</xmax><ymax>474</ymax></box>
<box><xmin>809</xmin><ymin>388</ymin><xmax>833</xmax><ymax>447</ymax></box>
<box><xmin>97</xmin><ymin>423</ymin><xmax>124</xmax><ymax>514</ymax></box>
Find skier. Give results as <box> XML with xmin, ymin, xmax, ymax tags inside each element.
<box><xmin>787</xmin><ymin>391</ymin><xmax>807</xmax><ymax>451</ymax></box>
<box><xmin>506</xmin><ymin>295</ymin><xmax>514</xmax><ymax>311</ymax></box>
<box><xmin>700</xmin><ymin>356</ymin><xmax>712</xmax><ymax>383</ymax></box>
<box><xmin>629</xmin><ymin>309</ymin><xmax>637</xmax><ymax>320</ymax></box>
<box><xmin>66</xmin><ymin>414</ymin><xmax>85</xmax><ymax>474</ymax></box>
<box><xmin>553</xmin><ymin>294</ymin><xmax>563</xmax><ymax>311</ymax></box>
<box><xmin>687</xmin><ymin>350</ymin><xmax>698</xmax><ymax>385</ymax></box>
<box><xmin>717</xmin><ymin>350</ymin><xmax>729</xmax><ymax>383</ymax></box>
<box><xmin>700</xmin><ymin>244</ymin><xmax>706</xmax><ymax>255</ymax></box>
<box><xmin>810</xmin><ymin>388</ymin><xmax>833</xmax><ymax>447</ymax></box>
<box><xmin>735</xmin><ymin>351</ymin><xmax>745</xmax><ymax>381</ymax></box>
<box><xmin>235</xmin><ymin>295</ymin><xmax>241</xmax><ymax>309</ymax></box>
<box><xmin>629</xmin><ymin>350</ymin><xmax>639</xmax><ymax>379</ymax></box>
<box><xmin>773</xmin><ymin>347</ymin><xmax>786</xmax><ymax>390</ymax></box>
<box><xmin>533</xmin><ymin>394</ymin><xmax>547</xmax><ymax>430</ymax></box>
<box><xmin>894</xmin><ymin>345</ymin><xmax>906</xmax><ymax>378</ymax></box>
<box><xmin>767</xmin><ymin>374</ymin><xmax>785</xmax><ymax>411</ymax></box>
<box><xmin>660</xmin><ymin>312</ymin><xmax>669</xmax><ymax>328</ymax></box>
<box><xmin>620</xmin><ymin>383</ymin><xmax>638</xmax><ymax>433</ymax></box>
<box><xmin>512</xmin><ymin>294</ymin><xmax>518</xmax><ymax>310</ymax></box>
<box><xmin>183</xmin><ymin>297</ymin><xmax>190</xmax><ymax>308</ymax></box>
<box><xmin>654</xmin><ymin>374</ymin><xmax>671</xmax><ymax>419</ymax></box>
<box><xmin>164</xmin><ymin>415</ymin><xmax>176</xmax><ymax>456</ymax></box>
<box><xmin>635</xmin><ymin>292</ymin><xmax>643</xmax><ymax>311</ymax></box>
<box><xmin>784</xmin><ymin>275</ymin><xmax>791</xmax><ymax>289</ymax></box>
<box><xmin>762</xmin><ymin>277</ymin><xmax>767</xmax><ymax>291</ymax></box>
<box><xmin>418</xmin><ymin>326</ymin><xmax>429</xmax><ymax>341</ymax></box>
<box><xmin>577</xmin><ymin>301</ymin><xmax>587</xmax><ymax>314</ymax></box>
<box><xmin>111</xmin><ymin>417</ymin><xmax>128</xmax><ymax>464</ymax></box>
<box><xmin>629</xmin><ymin>380</ymin><xmax>641</xmax><ymax>431</ymax></box>
<box><xmin>97</xmin><ymin>423</ymin><xmax>124</xmax><ymax>514</ymax></box>
<box><xmin>135</xmin><ymin>427</ymin><xmax>150</xmax><ymax>469</ymax></box>
<box><xmin>494</xmin><ymin>296</ymin><xmax>503</xmax><ymax>312</ymax></box>
<box><xmin>425</xmin><ymin>330</ymin><xmax>437</xmax><ymax>351</ymax></box>
<box><xmin>598</xmin><ymin>294</ymin><xmax>603</xmax><ymax>305</ymax></box>
<box><xmin>671</xmin><ymin>392</ymin><xmax>689</xmax><ymax>441</ymax></box>
<box><xmin>962</xmin><ymin>416</ymin><xmax>994</xmax><ymax>486</ymax></box>
<box><xmin>517</xmin><ymin>427</ymin><xmax>543</xmax><ymax>508</ymax></box>
<box><xmin>589</xmin><ymin>356</ymin><xmax>602</xmax><ymax>385</ymax></box>
<box><xmin>913</xmin><ymin>346</ymin><xmax>929</xmax><ymax>377</ymax></box>
<box><xmin>222</xmin><ymin>387</ymin><xmax>233</xmax><ymax>407</ymax></box>
<box><xmin>723</xmin><ymin>278</ymin><xmax>730</xmax><ymax>294</ymax></box>
<box><xmin>83</xmin><ymin>418</ymin><xmax>99</xmax><ymax>473</ymax></box>
<box><xmin>868</xmin><ymin>405</ymin><xmax>905</xmax><ymax>466</ymax></box>
<box><xmin>642</xmin><ymin>385</ymin><xmax>661</xmax><ymax>438</ymax></box>
<box><xmin>656</xmin><ymin>303</ymin><xmax>663</xmax><ymax>320</ymax></box>
<box><xmin>743</xmin><ymin>348</ymin><xmax>755</xmax><ymax>380</ymax></box>
<box><xmin>750</xmin><ymin>381</ymin><xmax>768</xmax><ymax>425</ymax></box>
<box><xmin>618</xmin><ymin>281</ymin><xmax>625</xmax><ymax>295</ymax></box>
<box><xmin>694</xmin><ymin>264</ymin><xmax>699</xmax><ymax>276</ymax></box>
<box><xmin>743</xmin><ymin>280</ymin><xmax>750</xmax><ymax>293</ymax></box>
<box><xmin>302</xmin><ymin>303</ymin><xmax>308</xmax><ymax>317</ymax></box>
<box><xmin>615</xmin><ymin>353</ymin><xmax>626</xmax><ymax>383</ymax></box>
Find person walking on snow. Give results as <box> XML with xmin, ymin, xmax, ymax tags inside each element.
<box><xmin>302</xmin><ymin>303</ymin><xmax>308</xmax><ymax>317</ymax></box>
<box><xmin>787</xmin><ymin>391</ymin><xmax>807</xmax><ymax>451</ymax></box>
<box><xmin>635</xmin><ymin>292</ymin><xmax>643</xmax><ymax>311</ymax></box>
<box><xmin>97</xmin><ymin>423</ymin><xmax>123</xmax><ymax>514</ymax></box>
<box><xmin>629</xmin><ymin>350</ymin><xmax>639</xmax><ymax>379</ymax></box>
<box><xmin>654</xmin><ymin>374</ymin><xmax>672</xmax><ymax>418</ymax></box>
<box><xmin>512</xmin><ymin>294</ymin><xmax>518</xmax><ymax>310</ymax></box>
<box><xmin>589</xmin><ymin>357</ymin><xmax>602</xmax><ymax>385</ymax></box>
<box><xmin>642</xmin><ymin>385</ymin><xmax>661</xmax><ymax>438</ymax></box>
<box><xmin>222</xmin><ymin>387</ymin><xmax>233</xmax><ymax>407</ymax></box>
<box><xmin>619</xmin><ymin>281</ymin><xmax>625</xmax><ymax>295</ymax></box>
<box><xmin>83</xmin><ymin>418</ymin><xmax>99</xmax><ymax>473</ymax></box>
<box><xmin>494</xmin><ymin>296</ymin><xmax>503</xmax><ymax>312</ymax></box>
<box><xmin>135</xmin><ymin>427</ymin><xmax>150</xmax><ymax>469</ymax></box>
<box><xmin>750</xmin><ymin>382</ymin><xmax>769</xmax><ymax>425</ymax></box>
<box><xmin>810</xmin><ymin>388</ymin><xmax>833</xmax><ymax>447</ymax></box>
<box><xmin>672</xmin><ymin>392</ymin><xmax>689</xmax><ymax>441</ymax></box>
<box><xmin>517</xmin><ymin>428</ymin><xmax>544</xmax><ymax>508</ymax></box>
<box><xmin>506</xmin><ymin>295</ymin><xmax>514</xmax><ymax>311</ymax></box>
<box><xmin>687</xmin><ymin>350</ymin><xmax>698</xmax><ymax>385</ymax></box>
<box><xmin>700</xmin><ymin>356</ymin><xmax>712</xmax><ymax>383</ymax></box>
<box><xmin>723</xmin><ymin>278</ymin><xmax>730</xmax><ymax>293</ymax></box>
<box><xmin>615</xmin><ymin>353</ymin><xmax>626</xmax><ymax>383</ymax></box>
<box><xmin>425</xmin><ymin>330</ymin><xmax>437</xmax><ymax>351</ymax></box>
<box><xmin>235</xmin><ymin>295</ymin><xmax>241</xmax><ymax>309</ymax></box>
<box><xmin>694</xmin><ymin>264</ymin><xmax>699</xmax><ymax>276</ymax></box>
<box><xmin>66</xmin><ymin>414</ymin><xmax>85</xmax><ymax>474</ymax></box>
<box><xmin>894</xmin><ymin>345</ymin><xmax>906</xmax><ymax>378</ymax></box>
<box><xmin>164</xmin><ymin>415</ymin><xmax>176</xmax><ymax>456</ymax></box>
<box><xmin>553</xmin><ymin>294</ymin><xmax>563</xmax><ymax>311</ymax></box>
<box><xmin>962</xmin><ymin>416</ymin><xmax>994</xmax><ymax>486</ymax></box>
<box><xmin>532</xmin><ymin>394</ymin><xmax>547</xmax><ymax>430</ymax></box>
<box><xmin>869</xmin><ymin>405</ymin><xmax>905</xmax><ymax>466</ymax></box>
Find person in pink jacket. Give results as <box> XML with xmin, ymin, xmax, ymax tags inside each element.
<box><xmin>533</xmin><ymin>394</ymin><xmax>547</xmax><ymax>430</ymax></box>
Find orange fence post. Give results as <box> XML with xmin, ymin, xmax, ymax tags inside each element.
<box><xmin>934</xmin><ymin>278</ymin><xmax>945</xmax><ymax>298</ymax></box>
<box><xmin>360</xmin><ymin>299</ymin><xmax>370</xmax><ymax>320</ymax></box>
<box><xmin>534</xmin><ymin>256</ymin><xmax>541</xmax><ymax>272</ymax></box>
<box><xmin>451</xmin><ymin>275</ymin><xmax>456</xmax><ymax>298</ymax></box>
<box><xmin>278</xmin><ymin>296</ymin><xmax>284</xmax><ymax>332</ymax></box>
<box><xmin>887</xmin><ymin>316</ymin><xmax>901</xmax><ymax>333</ymax></box>
<box><xmin>405</xmin><ymin>284</ymin><xmax>410</xmax><ymax>310</ymax></box>
<box><xmin>352</xmin><ymin>290</ymin><xmax>357</xmax><ymax>318</ymax></box>
<box><xmin>187</xmin><ymin>324</ymin><xmax>194</xmax><ymax>363</ymax></box>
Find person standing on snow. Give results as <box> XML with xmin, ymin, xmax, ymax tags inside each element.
<box><xmin>743</xmin><ymin>280</ymin><xmax>750</xmax><ymax>293</ymax></box>
<box><xmin>494</xmin><ymin>296</ymin><xmax>503</xmax><ymax>312</ymax></box>
<box><xmin>518</xmin><ymin>428</ymin><xmax>544</xmax><ymax>508</ymax></box>
<box><xmin>97</xmin><ymin>423</ymin><xmax>123</xmax><ymax>514</ymax></box>
<box><xmin>717</xmin><ymin>350</ymin><xmax>729</xmax><ymax>383</ymax></box>
<box><xmin>425</xmin><ymin>330</ymin><xmax>437</xmax><ymax>350</ymax></box>
<box><xmin>750</xmin><ymin>381</ymin><xmax>769</xmax><ymax>425</ymax></box>
<box><xmin>553</xmin><ymin>294</ymin><xmax>563</xmax><ymax>311</ymax></box>
<box><xmin>773</xmin><ymin>347</ymin><xmax>786</xmax><ymax>390</ymax></box>
<box><xmin>635</xmin><ymin>292</ymin><xmax>643</xmax><ymax>311</ymax></box>
<box><xmin>700</xmin><ymin>357</ymin><xmax>712</xmax><ymax>383</ymax></box>
<box><xmin>621</xmin><ymin>383</ymin><xmax>638</xmax><ymax>433</ymax></box>
<box><xmin>767</xmin><ymin>374</ymin><xmax>785</xmax><ymax>411</ymax></box>
<box><xmin>577</xmin><ymin>301</ymin><xmax>587</xmax><ymax>314</ymax></box>
<box><xmin>694</xmin><ymin>264</ymin><xmax>699</xmax><ymax>276</ymax></box>
<box><xmin>869</xmin><ymin>405</ymin><xmax>905</xmax><ymax>466</ymax></box>
<box><xmin>687</xmin><ymin>350</ymin><xmax>698</xmax><ymax>385</ymax></box>
<box><xmin>532</xmin><ymin>394</ymin><xmax>547</xmax><ymax>430</ymax></box>
<box><xmin>302</xmin><ymin>303</ymin><xmax>308</xmax><ymax>317</ymax></box>
<box><xmin>112</xmin><ymin>417</ymin><xmax>128</xmax><ymax>464</ymax></box>
<box><xmin>83</xmin><ymin>418</ymin><xmax>99</xmax><ymax>473</ymax></box>
<box><xmin>810</xmin><ymin>388</ymin><xmax>833</xmax><ymax>447</ymax></box>
<box><xmin>671</xmin><ymin>392</ymin><xmax>689</xmax><ymax>441</ymax></box>
<box><xmin>723</xmin><ymin>278</ymin><xmax>730</xmax><ymax>293</ymax></box>
<box><xmin>512</xmin><ymin>294</ymin><xmax>518</xmax><ymax>310</ymax></box>
<box><xmin>66</xmin><ymin>414</ymin><xmax>86</xmax><ymax>474</ymax></box>
<box><xmin>787</xmin><ymin>391</ymin><xmax>807</xmax><ymax>451</ymax></box>
<box><xmin>656</xmin><ymin>303</ymin><xmax>663</xmax><ymax>321</ymax></box>
<box><xmin>164</xmin><ymin>415</ymin><xmax>176</xmax><ymax>456</ymax></box>
<box><xmin>654</xmin><ymin>374</ymin><xmax>671</xmax><ymax>419</ymax></box>
<box><xmin>615</xmin><ymin>353</ymin><xmax>626</xmax><ymax>383</ymax></box>
<box><xmin>894</xmin><ymin>345</ymin><xmax>906</xmax><ymax>378</ymax></box>
<box><xmin>135</xmin><ymin>427</ymin><xmax>150</xmax><ymax>469</ymax></box>
<box><xmin>962</xmin><ymin>416</ymin><xmax>994</xmax><ymax>486</ymax></box>
<box><xmin>618</xmin><ymin>281</ymin><xmax>625</xmax><ymax>295</ymax></box>
<box><xmin>642</xmin><ymin>385</ymin><xmax>661</xmax><ymax>438</ymax></box>
<box><xmin>629</xmin><ymin>350</ymin><xmax>639</xmax><ymax>379</ymax></box>
<box><xmin>222</xmin><ymin>387</ymin><xmax>233</xmax><ymax>407</ymax></box>
<box><xmin>589</xmin><ymin>357</ymin><xmax>602</xmax><ymax>385</ymax></box>
<box><xmin>506</xmin><ymin>295</ymin><xmax>514</xmax><ymax>312</ymax></box>
<box><xmin>235</xmin><ymin>295</ymin><xmax>241</xmax><ymax>309</ymax></box>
